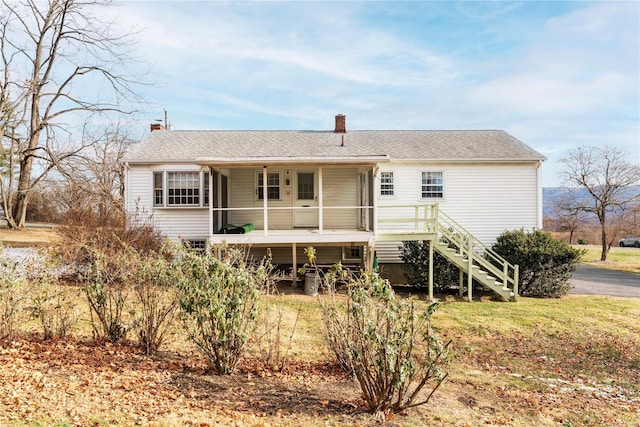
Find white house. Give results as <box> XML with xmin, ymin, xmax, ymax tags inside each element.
<box><xmin>123</xmin><ymin>115</ymin><xmax>546</xmax><ymax>300</ymax></box>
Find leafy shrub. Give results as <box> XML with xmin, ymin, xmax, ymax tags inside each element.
<box><xmin>178</xmin><ymin>247</ymin><xmax>270</xmax><ymax>375</ymax></box>
<box><xmin>319</xmin><ymin>271</ymin><xmax>450</xmax><ymax>418</ymax></box>
<box><xmin>399</xmin><ymin>240</ymin><xmax>459</xmax><ymax>292</ymax></box>
<box><xmin>129</xmin><ymin>246</ymin><xmax>181</xmax><ymax>355</ymax></box>
<box><xmin>491</xmin><ymin>229</ymin><xmax>585</xmax><ymax>298</ymax></box>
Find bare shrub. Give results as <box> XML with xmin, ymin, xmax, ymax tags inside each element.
<box><xmin>28</xmin><ymin>251</ymin><xmax>79</xmax><ymax>339</ymax></box>
<box><xmin>253</xmin><ymin>278</ymin><xmax>300</xmax><ymax>372</ymax></box>
<box><xmin>129</xmin><ymin>246</ymin><xmax>181</xmax><ymax>355</ymax></box>
<box><xmin>80</xmin><ymin>248</ymin><xmax>131</xmax><ymax>343</ymax></box>
<box><xmin>0</xmin><ymin>251</ymin><xmax>27</xmax><ymax>340</ymax></box>
<box><xmin>57</xmin><ymin>205</ymin><xmax>165</xmax><ymax>269</ymax></box>
<box><xmin>319</xmin><ymin>270</ymin><xmax>450</xmax><ymax>418</ymax></box>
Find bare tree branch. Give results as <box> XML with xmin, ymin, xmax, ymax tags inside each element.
<box><xmin>0</xmin><ymin>0</ymin><xmax>146</xmax><ymax>228</ymax></box>
<box><xmin>560</xmin><ymin>146</ymin><xmax>640</xmax><ymax>260</ymax></box>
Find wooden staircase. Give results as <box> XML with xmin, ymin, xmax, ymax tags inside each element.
<box><xmin>433</xmin><ymin>210</ymin><xmax>519</xmax><ymax>301</ymax></box>
<box><xmin>374</xmin><ymin>203</ymin><xmax>519</xmax><ymax>301</ymax></box>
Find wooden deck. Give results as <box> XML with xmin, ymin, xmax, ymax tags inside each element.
<box><xmin>209</xmin><ymin>228</ymin><xmax>375</xmax><ymax>246</ymax></box>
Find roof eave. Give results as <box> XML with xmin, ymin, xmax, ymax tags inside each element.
<box><xmin>391</xmin><ymin>157</ymin><xmax>547</xmax><ymax>163</ymax></box>
<box><xmin>195</xmin><ymin>156</ymin><xmax>390</xmax><ymax>167</ymax></box>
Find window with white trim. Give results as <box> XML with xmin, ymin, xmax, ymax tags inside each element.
<box><xmin>153</xmin><ymin>171</ymin><xmax>210</xmax><ymax>207</ymax></box>
<box><xmin>153</xmin><ymin>172</ymin><xmax>163</xmax><ymax>206</ymax></box>
<box><xmin>183</xmin><ymin>239</ymin><xmax>207</xmax><ymax>253</ymax></box>
<box><xmin>380</xmin><ymin>171</ymin><xmax>395</xmax><ymax>196</ymax></box>
<box><xmin>257</xmin><ymin>171</ymin><xmax>281</xmax><ymax>200</ymax></box>
<box><xmin>342</xmin><ymin>246</ymin><xmax>362</xmax><ymax>262</ymax></box>
<box><xmin>421</xmin><ymin>171</ymin><xmax>444</xmax><ymax>199</ymax></box>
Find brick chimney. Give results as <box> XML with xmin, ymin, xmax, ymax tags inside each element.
<box><xmin>150</xmin><ymin>123</ymin><xmax>166</xmax><ymax>132</ymax></box>
<box><xmin>334</xmin><ymin>114</ymin><xmax>346</xmax><ymax>133</ymax></box>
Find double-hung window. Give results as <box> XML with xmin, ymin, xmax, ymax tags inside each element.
<box><xmin>153</xmin><ymin>171</ymin><xmax>210</xmax><ymax>207</ymax></box>
<box><xmin>257</xmin><ymin>172</ymin><xmax>281</xmax><ymax>200</ymax></box>
<box><xmin>421</xmin><ymin>171</ymin><xmax>444</xmax><ymax>199</ymax></box>
<box><xmin>380</xmin><ymin>171</ymin><xmax>395</xmax><ymax>196</ymax></box>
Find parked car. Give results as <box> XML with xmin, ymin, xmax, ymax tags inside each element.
<box><xmin>618</xmin><ymin>235</ymin><xmax>640</xmax><ymax>248</ymax></box>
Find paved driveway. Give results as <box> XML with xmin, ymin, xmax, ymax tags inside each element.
<box><xmin>570</xmin><ymin>264</ymin><xmax>640</xmax><ymax>298</ymax></box>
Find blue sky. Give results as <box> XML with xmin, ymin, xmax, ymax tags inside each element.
<box><xmin>111</xmin><ymin>1</ymin><xmax>639</xmax><ymax>187</ymax></box>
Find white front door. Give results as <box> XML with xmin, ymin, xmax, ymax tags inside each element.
<box><xmin>294</xmin><ymin>171</ymin><xmax>318</xmax><ymax>227</ymax></box>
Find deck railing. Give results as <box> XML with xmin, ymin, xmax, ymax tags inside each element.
<box><xmin>376</xmin><ymin>204</ymin><xmax>438</xmax><ymax>234</ymax></box>
<box><xmin>211</xmin><ymin>205</ymin><xmax>373</xmax><ymax>236</ymax></box>
<box><xmin>211</xmin><ymin>203</ymin><xmax>440</xmax><ymax>236</ymax></box>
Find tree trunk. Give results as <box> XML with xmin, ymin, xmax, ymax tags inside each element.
<box><xmin>599</xmin><ymin>209</ymin><xmax>608</xmax><ymax>261</ymax></box>
<box><xmin>12</xmin><ymin>155</ymin><xmax>34</xmax><ymax>229</ymax></box>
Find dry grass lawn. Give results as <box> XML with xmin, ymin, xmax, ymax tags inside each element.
<box><xmin>578</xmin><ymin>245</ymin><xmax>640</xmax><ymax>274</ymax></box>
<box><xmin>0</xmin><ymin>231</ymin><xmax>638</xmax><ymax>426</ymax></box>
<box><xmin>0</xmin><ymin>285</ymin><xmax>638</xmax><ymax>427</ymax></box>
<box><xmin>0</xmin><ymin>225</ymin><xmax>61</xmax><ymax>247</ymax></box>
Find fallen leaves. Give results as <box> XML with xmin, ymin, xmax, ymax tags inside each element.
<box><xmin>0</xmin><ymin>337</ymin><xmax>362</xmax><ymax>426</ymax></box>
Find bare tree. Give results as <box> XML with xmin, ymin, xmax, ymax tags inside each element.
<box><xmin>560</xmin><ymin>146</ymin><xmax>640</xmax><ymax>260</ymax></box>
<box><xmin>56</xmin><ymin>122</ymin><xmax>133</xmax><ymax>224</ymax></box>
<box><xmin>553</xmin><ymin>194</ymin><xmax>592</xmax><ymax>244</ymax></box>
<box><xmin>0</xmin><ymin>0</ymin><xmax>143</xmax><ymax>228</ymax></box>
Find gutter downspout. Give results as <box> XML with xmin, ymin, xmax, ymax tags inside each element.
<box><xmin>536</xmin><ymin>160</ymin><xmax>543</xmax><ymax>229</ymax></box>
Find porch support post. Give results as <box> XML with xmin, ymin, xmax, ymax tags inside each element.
<box><xmin>318</xmin><ymin>166</ymin><xmax>323</xmax><ymax>233</ymax></box>
<box><xmin>467</xmin><ymin>232</ymin><xmax>473</xmax><ymax>302</ymax></box>
<box><xmin>459</xmin><ymin>269</ymin><xmax>464</xmax><ymax>297</ymax></box>
<box><xmin>216</xmin><ymin>170</ymin><xmax>222</xmax><ymax>230</ymax></box>
<box><xmin>372</xmin><ymin>166</ymin><xmax>378</xmax><ymax>235</ymax></box>
<box><xmin>263</xmin><ymin>166</ymin><xmax>268</xmax><ymax>237</ymax></box>
<box><xmin>428</xmin><ymin>241</ymin><xmax>434</xmax><ymax>301</ymax></box>
<box><xmin>367</xmin><ymin>237</ymin><xmax>375</xmax><ymax>272</ymax></box>
<box><xmin>208</xmin><ymin>168</ymin><xmax>213</xmax><ymax>245</ymax></box>
<box><xmin>292</xmin><ymin>243</ymin><xmax>297</xmax><ymax>287</ymax></box>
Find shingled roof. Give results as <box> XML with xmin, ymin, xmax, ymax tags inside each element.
<box><xmin>124</xmin><ymin>129</ymin><xmax>546</xmax><ymax>164</ymax></box>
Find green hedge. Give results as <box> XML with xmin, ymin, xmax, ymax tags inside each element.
<box><xmin>491</xmin><ymin>229</ymin><xmax>585</xmax><ymax>298</ymax></box>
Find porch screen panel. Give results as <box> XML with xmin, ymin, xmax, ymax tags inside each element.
<box><xmin>212</xmin><ymin>172</ymin><xmax>219</xmax><ymax>230</ymax></box>
<box><xmin>221</xmin><ymin>175</ymin><xmax>229</xmax><ymax>226</ymax></box>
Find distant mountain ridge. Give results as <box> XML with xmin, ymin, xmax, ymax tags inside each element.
<box><xmin>543</xmin><ymin>185</ymin><xmax>640</xmax><ymax>218</ymax></box>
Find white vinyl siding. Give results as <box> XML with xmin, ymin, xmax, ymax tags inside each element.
<box><xmin>376</xmin><ymin>162</ymin><xmax>540</xmax><ymax>263</ymax></box>
<box><xmin>125</xmin><ymin>165</ymin><xmax>209</xmax><ymax>242</ymax></box>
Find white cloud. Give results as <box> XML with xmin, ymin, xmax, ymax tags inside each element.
<box><xmin>103</xmin><ymin>1</ymin><xmax>638</xmax><ymax>186</ymax></box>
